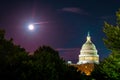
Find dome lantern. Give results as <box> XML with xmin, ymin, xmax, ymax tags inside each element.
<box><xmin>87</xmin><ymin>32</ymin><xmax>91</xmax><ymax>42</ymax></box>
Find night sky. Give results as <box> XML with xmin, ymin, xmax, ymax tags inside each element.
<box><xmin>0</xmin><ymin>0</ymin><xmax>120</xmax><ymax>63</ymax></box>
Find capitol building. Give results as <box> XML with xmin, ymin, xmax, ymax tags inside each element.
<box><xmin>77</xmin><ymin>32</ymin><xmax>99</xmax><ymax>64</ymax></box>
<box><xmin>69</xmin><ymin>32</ymin><xmax>99</xmax><ymax>75</ymax></box>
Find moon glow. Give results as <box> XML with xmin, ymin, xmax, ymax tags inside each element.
<box><xmin>28</xmin><ymin>24</ymin><xmax>34</xmax><ymax>30</ymax></box>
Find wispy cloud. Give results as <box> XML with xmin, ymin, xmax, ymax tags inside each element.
<box><xmin>59</xmin><ymin>7</ymin><xmax>89</xmax><ymax>15</ymax></box>
<box><xmin>56</xmin><ymin>48</ymin><xmax>79</xmax><ymax>51</ymax></box>
<box><xmin>33</xmin><ymin>21</ymin><xmax>49</xmax><ymax>24</ymax></box>
<box><xmin>99</xmin><ymin>15</ymin><xmax>114</xmax><ymax>20</ymax></box>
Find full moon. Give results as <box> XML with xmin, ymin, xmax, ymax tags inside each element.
<box><xmin>28</xmin><ymin>24</ymin><xmax>34</xmax><ymax>30</ymax></box>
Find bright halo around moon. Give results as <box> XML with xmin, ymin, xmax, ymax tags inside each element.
<box><xmin>28</xmin><ymin>24</ymin><xmax>34</xmax><ymax>30</ymax></box>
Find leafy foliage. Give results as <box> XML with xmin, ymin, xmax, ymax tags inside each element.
<box><xmin>0</xmin><ymin>29</ymin><xmax>29</xmax><ymax>79</ymax></box>
<box><xmin>103</xmin><ymin>9</ymin><xmax>120</xmax><ymax>52</ymax></box>
<box><xmin>30</xmin><ymin>46</ymin><xmax>67</xmax><ymax>80</ymax></box>
<box><xmin>0</xmin><ymin>29</ymin><xmax>83</xmax><ymax>80</ymax></box>
<box><xmin>92</xmin><ymin>52</ymin><xmax>120</xmax><ymax>80</ymax></box>
<box><xmin>91</xmin><ymin>9</ymin><xmax>120</xmax><ymax>80</ymax></box>
<box><xmin>32</xmin><ymin>46</ymin><xmax>86</xmax><ymax>80</ymax></box>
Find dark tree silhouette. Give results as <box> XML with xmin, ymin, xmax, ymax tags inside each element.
<box><xmin>91</xmin><ymin>9</ymin><xmax>120</xmax><ymax>80</ymax></box>
<box><xmin>103</xmin><ymin>9</ymin><xmax>120</xmax><ymax>52</ymax></box>
<box><xmin>0</xmin><ymin>29</ymin><xmax>29</xmax><ymax>80</ymax></box>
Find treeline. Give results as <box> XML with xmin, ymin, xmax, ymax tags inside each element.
<box><xmin>0</xmin><ymin>29</ymin><xmax>86</xmax><ymax>80</ymax></box>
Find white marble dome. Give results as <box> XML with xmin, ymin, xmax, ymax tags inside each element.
<box><xmin>80</xmin><ymin>33</ymin><xmax>98</xmax><ymax>55</ymax></box>
<box><xmin>77</xmin><ymin>32</ymin><xmax>99</xmax><ymax>64</ymax></box>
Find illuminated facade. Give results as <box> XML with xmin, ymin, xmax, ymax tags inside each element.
<box><xmin>68</xmin><ymin>32</ymin><xmax>99</xmax><ymax>75</ymax></box>
<box><xmin>77</xmin><ymin>32</ymin><xmax>99</xmax><ymax>64</ymax></box>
